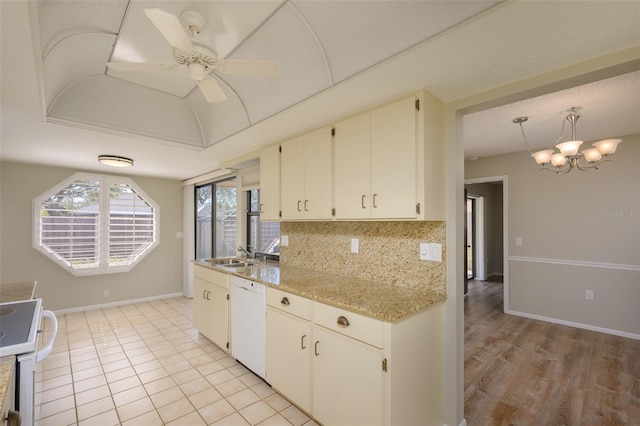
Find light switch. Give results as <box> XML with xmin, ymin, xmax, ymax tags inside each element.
<box><xmin>430</xmin><ymin>243</ymin><xmax>442</xmax><ymax>262</ymax></box>
<box><xmin>351</xmin><ymin>238</ymin><xmax>359</xmax><ymax>254</ymax></box>
<box><xmin>515</xmin><ymin>237</ymin><xmax>523</xmax><ymax>246</ymax></box>
<box><xmin>281</xmin><ymin>235</ymin><xmax>289</xmax><ymax>247</ymax></box>
<box><xmin>176</xmin><ymin>231</ymin><xmax>183</xmax><ymax>239</ymax></box>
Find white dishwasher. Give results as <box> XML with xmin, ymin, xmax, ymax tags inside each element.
<box><xmin>230</xmin><ymin>276</ymin><xmax>266</xmax><ymax>379</ymax></box>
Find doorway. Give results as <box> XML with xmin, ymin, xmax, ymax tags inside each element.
<box><xmin>464</xmin><ymin>176</ymin><xmax>508</xmax><ymax>312</ymax></box>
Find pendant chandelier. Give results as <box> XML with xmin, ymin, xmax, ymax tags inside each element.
<box><xmin>513</xmin><ymin>107</ymin><xmax>621</xmax><ymax>173</ymax></box>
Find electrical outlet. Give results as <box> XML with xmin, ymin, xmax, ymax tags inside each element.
<box><xmin>281</xmin><ymin>235</ymin><xmax>289</xmax><ymax>247</ymax></box>
<box><xmin>515</xmin><ymin>237</ymin><xmax>523</xmax><ymax>246</ymax></box>
<box><xmin>103</xmin><ymin>289</ymin><xmax>110</xmax><ymax>298</ymax></box>
<box><xmin>585</xmin><ymin>289</ymin><xmax>594</xmax><ymax>300</ymax></box>
<box><xmin>351</xmin><ymin>238</ymin><xmax>359</xmax><ymax>254</ymax></box>
<box><xmin>420</xmin><ymin>243</ymin><xmax>430</xmax><ymax>260</ymax></box>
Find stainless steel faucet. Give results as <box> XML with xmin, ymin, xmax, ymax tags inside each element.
<box><xmin>237</xmin><ymin>246</ymin><xmax>255</xmax><ymax>259</ymax></box>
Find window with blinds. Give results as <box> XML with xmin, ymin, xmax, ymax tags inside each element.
<box><xmin>34</xmin><ymin>173</ymin><xmax>159</xmax><ymax>276</ymax></box>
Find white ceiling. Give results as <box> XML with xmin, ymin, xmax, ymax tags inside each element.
<box><xmin>1</xmin><ymin>0</ymin><xmax>639</xmax><ymax>180</ymax></box>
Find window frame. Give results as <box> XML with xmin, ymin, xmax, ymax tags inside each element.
<box><xmin>32</xmin><ymin>172</ymin><xmax>160</xmax><ymax>276</ymax></box>
<box><xmin>246</xmin><ymin>189</ymin><xmax>280</xmax><ymax>261</ymax></box>
<box><xmin>194</xmin><ymin>177</ymin><xmax>237</xmax><ymax>259</ymax></box>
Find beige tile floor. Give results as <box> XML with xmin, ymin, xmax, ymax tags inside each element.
<box><xmin>35</xmin><ymin>296</ymin><xmax>319</xmax><ymax>426</ymax></box>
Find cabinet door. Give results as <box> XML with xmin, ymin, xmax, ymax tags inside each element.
<box><xmin>312</xmin><ymin>326</ymin><xmax>384</xmax><ymax>426</ymax></box>
<box><xmin>280</xmin><ymin>136</ymin><xmax>305</xmax><ymax>220</ymax></box>
<box><xmin>370</xmin><ymin>96</ymin><xmax>417</xmax><ymax>219</ymax></box>
<box><xmin>303</xmin><ymin>127</ymin><xmax>333</xmax><ymax>220</ymax></box>
<box><xmin>193</xmin><ymin>278</ymin><xmax>209</xmax><ymax>335</ymax></box>
<box><xmin>266</xmin><ymin>308</ymin><xmax>312</xmax><ymax>412</ymax></box>
<box><xmin>334</xmin><ymin>113</ymin><xmax>371</xmax><ymax>219</ymax></box>
<box><xmin>259</xmin><ymin>144</ymin><xmax>281</xmax><ymax>221</ymax></box>
<box><xmin>208</xmin><ymin>284</ymin><xmax>229</xmax><ymax>351</ymax></box>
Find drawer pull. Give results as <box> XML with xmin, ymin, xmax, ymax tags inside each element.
<box><xmin>301</xmin><ymin>334</ymin><xmax>307</xmax><ymax>349</ymax></box>
<box><xmin>281</xmin><ymin>297</ymin><xmax>290</xmax><ymax>306</ymax></box>
<box><xmin>337</xmin><ymin>316</ymin><xmax>350</xmax><ymax>327</ymax></box>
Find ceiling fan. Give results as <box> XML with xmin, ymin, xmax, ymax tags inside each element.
<box><xmin>107</xmin><ymin>8</ymin><xmax>280</xmax><ymax>102</ymax></box>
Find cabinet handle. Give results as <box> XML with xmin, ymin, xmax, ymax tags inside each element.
<box><xmin>281</xmin><ymin>297</ymin><xmax>290</xmax><ymax>306</ymax></box>
<box><xmin>259</xmin><ymin>203</ymin><xmax>264</xmax><ymax>214</ymax></box>
<box><xmin>202</xmin><ymin>290</ymin><xmax>207</xmax><ymax>300</ymax></box>
<box><xmin>297</xmin><ymin>200</ymin><xmax>302</xmax><ymax>212</ymax></box>
<box><xmin>361</xmin><ymin>195</ymin><xmax>366</xmax><ymax>209</ymax></box>
<box><xmin>206</xmin><ymin>291</ymin><xmax>211</xmax><ymax>301</ymax></box>
<box><xmin>6</xmin><ymin>411</ymin><xmax>21</xmax><ymax>426</ymax></box>
<box><xmin>301</xmin><ymin>334</ymin><xmax>307</xmax><ymax>349</ymax></box>
<box><xmin>373</xmin><ymin>193</ymin><xmax>378</xmax><ymax>208</ymax></box>
<box><xmin>315</xmin><ymin>341</ymin><xmax>320</xmax><ymax>356</ymax></box>
<box><xmin>337</xmin><ymin>316</ymin><xmax>350</xmax><ymax>327</ymax></box>
<box><xmin>304</xmin><ymin>200</ymin><xmax>309</xmax><ymax>211</ymax></box>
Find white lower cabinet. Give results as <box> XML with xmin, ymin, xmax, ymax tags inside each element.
<box><xmin>266</xmin><ymin>287</ymin><xmax>443</xmax><ymax>425</ymax></box>
<box><xmin>193</xmin><ymin>265</ymin><xmax>230</xmax><ymax>352</ymax></box>
<box><xmin>312</xmin><ymin>325</ymin><xmax>384</xmax><ymax>426</ymax></box>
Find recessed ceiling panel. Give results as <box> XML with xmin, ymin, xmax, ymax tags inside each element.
<box><xmin>221</xmin><ymin>3</ymin><xmax>332</xmax><ymax>124</ymax></box>
<box><xmin>293</xmin><ymin>1</ymin><xmax>499</xmax><ymax>83</ymax></box>
<box><xmin>43</xmin><ymin>33</ymin><xmax>116</xmax><ymax>108</ymax></box>
<box><xmin>185</xmin><ymin>80</ymin><xmax>251</xmax><ymax>146</ymax></box>
<box><xmin>37</xmin><ymin>0</ymin><xmax>127</xmax><ymax>53</ymax></box>
<box><xmin>49</xmin><ymin>76</ymin><xmax>204</xmax><ymax>148</ymax></box>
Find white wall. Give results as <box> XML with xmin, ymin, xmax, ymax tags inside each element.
<box><xmin>465</xmin><ymin>134</ymin><xmax>640</xmax><ymax>338</ymax></box>
<box><xmin>0</xmin><ymin>161</ymin><xmax>184</xmax><ymax>310</ymax></box>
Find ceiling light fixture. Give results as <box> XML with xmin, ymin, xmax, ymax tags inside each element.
<box><xmin>513</xmin><ymin>107</ymin><xmax>621</xmax><ymax>173</ymax></box>
<box><xmin>98</xmin><ymin>155</ymin><xmax>134</xmax><ymax>168</ymax></box>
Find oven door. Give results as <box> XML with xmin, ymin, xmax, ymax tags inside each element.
<box><xmin>17</xmin><ymin>309</ymin><xmax>58</xmax><ymax>426</ymax></box>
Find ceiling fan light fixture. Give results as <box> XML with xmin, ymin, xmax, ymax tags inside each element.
<box><xmin>189</xmin><ymin>63</ymin><xmax>207</xmax><ymax>80</ymax></box>
<box><xmin>99</xmin><ymin>155</ymin><xmax>133</xmax><ymax>168</ymax></box>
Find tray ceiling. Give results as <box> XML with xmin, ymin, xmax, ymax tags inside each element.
<box><xmin>33</xmin><ymin>0</ymin><xmax>499</xmax><ymax>150</ymax></box>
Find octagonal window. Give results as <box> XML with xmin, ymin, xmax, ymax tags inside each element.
<box><xmin>33</xmin><ymin>173</ymin><xmax>159</xmax><ymax>276</ymax></box>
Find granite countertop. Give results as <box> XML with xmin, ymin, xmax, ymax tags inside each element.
<box><xmin>0</xmin><ymin>281</ymin><xmax>37</xmax><ymax>303</ymax></box>
<box><xmin>0</xmin><ymin>356</ymin><xmax>15</xmax><ymax>414</ymax></box>
<box><xmin>193</xmin><ymin>259</ymin><xmax>445</xmax><ymax>322</ymax></box>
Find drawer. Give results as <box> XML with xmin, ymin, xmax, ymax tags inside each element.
<box><xmin>266</xmin><ymin>288</ymin><xmax>312</xmax><ymax>321</ymax></box>
<box><xmin>313</xmin><ymin>302</ymin><xmax>383</xmax><ymax>349</ymax></box>
<box><xmin>193</xmin><ymin>265</ymin><xmax>229</xmax><ymax>288</ymax></box>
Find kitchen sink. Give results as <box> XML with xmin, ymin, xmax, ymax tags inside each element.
<box><xmin>205</xmin><ymin>258</ymin><xmax>256</xmax><ymax>267</ymax></box>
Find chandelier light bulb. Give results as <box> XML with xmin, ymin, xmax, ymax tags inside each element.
<box><xmin>551</xmin><ymin>153</ymin><xmax>567</xmax><ymax>167</ymax></box>
<box><xmin>555</xmin><ymin>140</ymin><xmax>583</xmax><ymax>157</ymax></box>
<box><xmin>531</xmin><ymin>149</ymin><xmax>554</xmax><ymax>165</ymax></box>
<box><xmin>582</xmin><ymin>148</ymin><xmax>602</xmax><ymax>163</ymax></box>
<box><xmin>593</xmin><ymin>138</ymin><xmax>621</xmax><ymax>156</ymax></box>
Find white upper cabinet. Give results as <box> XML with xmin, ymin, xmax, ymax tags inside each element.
<box><xmin>259</xmin><ymin>144</ymin><xmax>281</xmax><ymax>221</ymax></box>
<box><xmin>335</xmin><ymin>96</ymin><xmax>417</xmax><ymax>219</ymax></box>
<box><xmin>281</xmin><ymin>127</ymin><xmax>333</xmax><ymax>220</ymax></box>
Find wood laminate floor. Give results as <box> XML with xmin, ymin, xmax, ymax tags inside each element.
<box><xmin>464</xmin><ymin>279</ymin><xmax>640</xmax><ymax>425</ymax></box>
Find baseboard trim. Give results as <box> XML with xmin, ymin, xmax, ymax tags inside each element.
<box><xmin>509</xmin><ymin>256</ymin><xmax>640</xmax><ymax>272</ymax></box>
<box><xmin>507</xmin><ymin>309</ymin><xmax>640</xmax><ymax>341</ymax></box>
<box><xmin>53</xmin><ymin>292</ymin><xmax>185</xmax><ymax>315</ymax></box>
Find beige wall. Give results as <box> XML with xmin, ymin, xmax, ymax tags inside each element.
<box><xmin>0</xmin><ymin>161</ymin><xmax>184</xmax><ymax>311</ymax></box>
<box><xmin>465</xmin><ymin>133</ymin><xmax>640</xmax><ymax>336</ymax></box>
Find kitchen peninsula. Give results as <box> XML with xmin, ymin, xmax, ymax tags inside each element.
<box><xmin>193</xmin><ymin>258</ymin><xmax>445</xmax><ymax>425</ymax></box>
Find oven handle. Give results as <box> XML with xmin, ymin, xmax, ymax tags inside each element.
<box><xmin>36</xmin><ymin>310</ymin><xmax>58</xmax><ymax>363</ymax></box>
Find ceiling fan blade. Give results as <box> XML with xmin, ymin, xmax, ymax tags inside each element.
<box><xmin>198</xmin><ymin>78</ymin><xmax>226</xmax><ymax>103</ymax></box>
<box><xmin>221</xmin><ymin>60</ymin><xmax>281</xmax><ymax>76</ymax></box>
<box><xmin>107</xmin><ymin>62</ymin><xmax>176</xmax><ymax>71</ymax></box>
<box><xmin>143</xmin><ymin>8</ymin><xmax>194</xmax><ymax>52</ymax></box>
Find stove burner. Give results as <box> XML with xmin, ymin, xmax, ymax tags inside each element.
<box><xmin>0</xmin><ymin>306</ymin><xmax>16</xmax><ymax>317</ymax></box>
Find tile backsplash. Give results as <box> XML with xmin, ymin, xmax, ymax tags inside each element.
<box><xmin>280</xmin><ymin>221</ymin><xmax>446</xmax><ymax>296</ymax></box>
